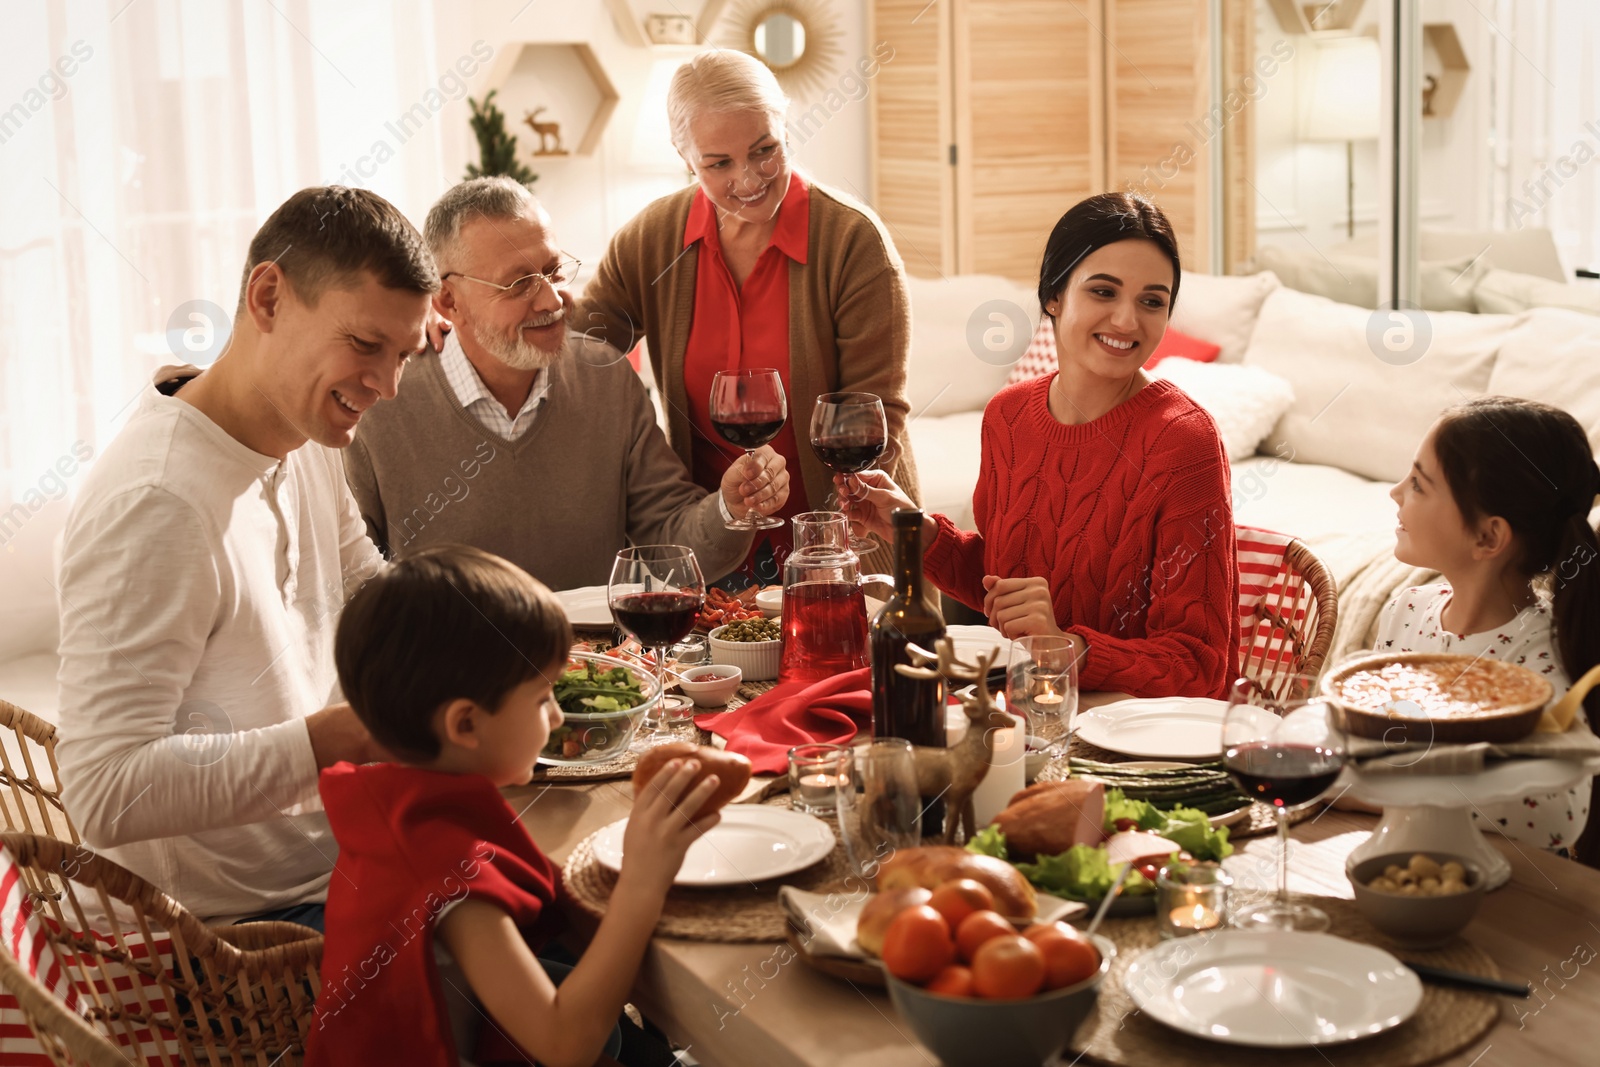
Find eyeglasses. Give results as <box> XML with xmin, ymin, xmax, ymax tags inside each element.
<box><xmin>441</xmin><ymin>255</ymin><xmax>581</xmax><ymax>301</ymax></box>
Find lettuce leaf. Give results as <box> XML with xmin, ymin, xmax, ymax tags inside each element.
<box><xmin>966</xmin><ymin>825</ymin><xmax>1009</xmax><ymax>860</ymax></box>
<box><xmin>1014</xmin><ymin>844</ymin><xmax>1154</xmax><ymax>900</ymax></box>
<box><xmin>1103</xmin><ymin>789</ymin><xmax>1166</xmax><ymax>831</ymax></box>
<box><xmin>1101</xmin><ymin>788</ymin><xmax>1233</xmax><ymax>862</ymax></box>
<box><xmin>1158</xmin><ymin>806</ymin><xmax>1233</xmax><ymax>862</ymax></box>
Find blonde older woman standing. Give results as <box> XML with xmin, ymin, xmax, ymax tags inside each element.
<box><xmin>577</xmin><ymin>49</ymin><xmax>918</xmax><ymax>580</ymax></box>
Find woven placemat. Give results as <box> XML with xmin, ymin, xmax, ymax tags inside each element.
<box><xmin>562</xmin><ymin>794</ymin><xmax>847</xmax><ymax>942</ymax></box>
<box><xmin>1073</xmin><ymin>894</ymin><xmax>1500</xmax><ymax>1067</ymax></box>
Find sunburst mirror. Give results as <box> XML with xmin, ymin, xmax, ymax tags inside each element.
<box><xmin>712</xmin><ymin>0</ymin><xmax>845</xmax><ymax>99</ymax></box>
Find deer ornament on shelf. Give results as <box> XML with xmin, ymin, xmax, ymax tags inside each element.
<box><xmin>892</xmin><ymin>637</ymin><xmax>1011</xmax><ymax>845</ymax></box>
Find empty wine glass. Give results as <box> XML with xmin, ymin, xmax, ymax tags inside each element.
<box><xmin>835</xmin><ymin>738</ymin><xmax>922</xmax><ymax>879</ymax></box>
<box><xmin>608</xmin><ymin>545</ymin><xmax>706</xmax><ymax>751</ymax></box>
<box><xmin>809</xmin><ymin>392</ymin><xmax>887</xmax><ymax>553</ymax></box>
<box><xmin>1221</xmin><ymin>676</ymin><xmax>1346</xmax><ymax>932</ymax></box>
<box><xmin>1007</xmin><ymin>635</ymin><xmax>1080</xmax><ymax>758</ymax></box>
<box><xmin>710</xmin><ymin>368</ymin><xmax>787</xmax><ymax>531</ymax></box>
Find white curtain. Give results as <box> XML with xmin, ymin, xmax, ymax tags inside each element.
<box><xmin>0</xmin><ymin>0</ymin><xmax>455</xmax><ymax>660</ymax></box>
<box><xmin>1491</xmin><ymin>0</ymin><xmax>1600</xmax><ymax>273</ymax></box>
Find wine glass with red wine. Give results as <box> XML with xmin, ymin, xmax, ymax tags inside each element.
<box><xmin>709</xmin><ymin>368</ymin><xmax>787</xmax><ymax>531</ymax></box>
<box><xmin>809</xmin><ymin>392</ymin><xmax>887</xmax><ymax>553</ymax></box>
<box><xmin>608</xmin><ymin>545</ymin><xmax>706</xmax><ymax>751</ymax></box>
<box><xmin>1222</xmin><ymin>676</ymin><xmax>1346</xmax><ymax>932</ymax></box>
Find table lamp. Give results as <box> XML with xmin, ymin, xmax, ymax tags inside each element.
<box><xmin>1299</xmin><ymin>35</ymin><xmax>1381</xmax><ymax>238</ymax></box>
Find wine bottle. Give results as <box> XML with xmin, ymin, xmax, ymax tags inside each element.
<box><xmin>870</xmin><ymin>508</ymin><xmax>947</xmax><ymax>748</ymax></box>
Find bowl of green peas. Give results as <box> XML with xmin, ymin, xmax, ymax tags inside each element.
<box><xmin>707</xmin><ymin>617</ymin><xmax>782</xmax><ymax>682</ymax></box>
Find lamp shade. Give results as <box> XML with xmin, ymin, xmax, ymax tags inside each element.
<box><xmin>1299</xmin><ymin>35</ymin><xmax>1381</xmax><ymax>142</ymax></box>
<box><xmin>629</xmin><ymin>56</ymin><xmax>691</xmax><ymax>171</ymax></box>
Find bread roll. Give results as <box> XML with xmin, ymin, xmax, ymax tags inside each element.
<box><xmin>630</xmin><ymin>742</ymin><xmax>751</xmax><ymax>821</ymax></box>
<box><xmin>855</xmin><ymin>887</ymin><xmax>932</xmax><ymax>957</ymax></box>
<box><xmin>876</xmin><ymin>846</ymin><xmax>1036</xmax><ymax>921</ymax></box>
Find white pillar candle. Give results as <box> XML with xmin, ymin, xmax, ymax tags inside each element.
<box><xmin>971</xmin><ymin>712</ymin><xmax>1026</xmax><ymax>830</ymax></box>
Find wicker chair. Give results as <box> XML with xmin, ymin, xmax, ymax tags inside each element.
<box><xmin>0</xmin><ymin>699</ymin><xmax>78</xmax><ymax>844</ymax></box>
<box><xmin>1237</xmin><ymin>537</ymin><xmax>1340</xmax><ymax>704</ymax></box>
<box><xmin>0</xmin><ymin>831</ymin><xmax>322</xmax><ymax>1066</ymax></box>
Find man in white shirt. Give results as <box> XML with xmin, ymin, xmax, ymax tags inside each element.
<box><xmin>55</xmin><ymin>186</ymin><xmax>435</xmax><ymax>925</ymax></box>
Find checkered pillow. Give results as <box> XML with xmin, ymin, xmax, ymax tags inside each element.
<box><xmin>1006</xmin><ymin>317</ymin><xmax>1060</xmax><ymax>385</ymax></box>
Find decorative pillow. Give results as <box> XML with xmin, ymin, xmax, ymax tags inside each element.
<box><xmin>1253</xmin><ymin>245</ymin><xmax>1489</xmax><ymax>312</ymax></box>
<box><xmin>1006</xmin><ymin>316</ymin><xmax>1060</xmax><ymax>384</ymax></box>
<box><xmin>1484</xmin><ymin>307</ymin><xmax>1600</xmax><ymax>449</ymax></box>
<box><xmin>905</xmin><ymin>274</ymin><xmax>1040</xmax><ymax>417</ymax></box>
<box><xmin>1148</xmin><ymin>359</ymin><xmax>1296</xmax><ymax>462</ymax></box>
<box><xmin>1005</xmin><ymin>323</ymin><xmax>1223</xmax><ymax>385</ymax></box>
<box><xmin>1240</xmin><ymin>286</ymin><xmax>1523</xmax><ymax>483</ymax></box>
<box><xmin>1146</xmin><ymin>328</ymin><xmax>1222</xmax><ymax>367</ymax></box>
<box><xmin>1169</xmin><ymin>270</ymin><xmax>1280</xmax><ymax>363</ymax></box>
<box><xmin>1473</xmin><ymin>269</ymin><xmax>1600</xmax><ymax>317</ymax></box>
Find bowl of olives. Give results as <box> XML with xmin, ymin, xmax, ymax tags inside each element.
<box><xmin>1347</xmin><ymin>851</ymin><xmax>1486</xmax><ymax>948</ymax></box>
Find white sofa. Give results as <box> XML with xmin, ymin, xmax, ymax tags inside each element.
<box><xmin>902</xmin><ymin>269</ymin><xmax>1600</xmax><ymax>656</ymax></box>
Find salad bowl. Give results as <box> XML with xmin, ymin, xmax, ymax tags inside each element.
<box><xmin>540</xmin><ymin>650</ymin><xmax>662</xmax><ymax>766</ymax></box>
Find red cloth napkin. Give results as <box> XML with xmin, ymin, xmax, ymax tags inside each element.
<box><xmin>694</xmin><ymin>668</ymin><xmax>872</xmax><ymax>774</ymax></box>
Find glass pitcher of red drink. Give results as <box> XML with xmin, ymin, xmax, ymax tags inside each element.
<box><xmin>779</xmin><ymin>512</ymin><xmax>892</xmax><ymax>683</ymax></box>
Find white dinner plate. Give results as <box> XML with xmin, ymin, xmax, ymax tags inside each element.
<box><xmin>945</xmin><ymin>625</ymin><xmax>1011</xmax><ymax>669</ymax></box>
<box><xmin>591</xmin><ymin>806</ymin><xmax>835</xmax><ymax>887</ymax></box>
<box><xmin>556</xmin><ymin>585</ymin><xmax>613</xmax><ymax>628</ymax></box>
<box><xmin>1125</xmin><ymin>930</ymin><xmax>1422</xmax><ymax>1047</ymax></box>
<box><xmin>1074</xmin><ymin>697</ymin><xmax>1229</xmax><ymax>760</ymax></box>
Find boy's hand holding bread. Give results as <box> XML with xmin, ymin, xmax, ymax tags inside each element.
<box><xmin>621</xmin><ymin>743</ymin><xmax>752</xmax><ymax>895</ymax></box>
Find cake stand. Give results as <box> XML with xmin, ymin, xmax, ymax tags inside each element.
<box><xmin>1340</xmin><ymin>758</ymin><xmax>1599</xmax><ymax>890</ymax></box>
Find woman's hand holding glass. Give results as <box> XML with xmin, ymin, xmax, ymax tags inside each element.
<box><xmin>718</xmin><ymin>445</ymin><xmax>791</xmax><ymax>524</ymax></box>
<box><xmin>835</xmin><ymin>468</ymin><xmax>925</xmax><ymax>545</ymax></box>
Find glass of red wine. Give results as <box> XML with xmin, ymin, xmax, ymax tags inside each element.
<box><xmin>608</xmin><ymin>545</ymin><xmax>706</xmax><ymax>751</ymax></box>
<box><xmin>809</xmin><ymin>392</ymin><xmax>887</xmax><ymax>553</ymax></box>
<box><xmin>1222</xmin><ymin>676</ymin><xmax>1346</xmax><ymax>932</ymax></box>
<box><xmin>709</xmin><ymin>368</ymin><xmax>787</xmax><ymax>531</ymax></box>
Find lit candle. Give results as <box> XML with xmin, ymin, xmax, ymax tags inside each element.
<box><xmin>794</xmin><ymin>771</ymin><xmax>841</xmax><ymax>811</ymax></box>
<box><xmin>1168</xmin><ymin>903</ymin><xmax>1221</xmax><ymax>930</ymax></box>
<box><xmin>1032</xmin><ymin>691</ymin><xmax>1064</xmax><ymax>706</ymax></box>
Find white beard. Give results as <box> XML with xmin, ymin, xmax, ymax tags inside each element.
<box><xmin>474</xmin><ymin>309</ymin><xmax>568</xmax><ymax>371</ymax></box>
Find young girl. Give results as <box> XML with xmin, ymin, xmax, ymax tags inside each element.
<box><xmin>1378</xmin><ymin>396</ymin><xmax>1600</xmax><ymax>852</ymax></box>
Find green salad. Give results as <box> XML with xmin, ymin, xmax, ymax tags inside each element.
<box><xmin>967</xmin><ymin>788</ymin><xmax>1233</xmax><ymax>901</ymax></box>
<box><xmin>544</xmin><ymin>660</ymin><xmax>650</xmax><ymax>761</ymax></box>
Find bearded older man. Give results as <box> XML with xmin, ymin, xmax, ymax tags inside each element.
<box><xmin>343</xmin><ymin>177</ymin><xmax>789</xmax><ymax>590</ymax></box>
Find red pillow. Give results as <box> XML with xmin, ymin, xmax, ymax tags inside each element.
<box><xmin>1143</xmin><ymin>327</ymin><xmax>1221</xmax><ymax>369</ymax></box>
<box><xmin>1006</xmin><ymin>321</ymin><xmax>1223</xmax><ymax>384</ymax></box>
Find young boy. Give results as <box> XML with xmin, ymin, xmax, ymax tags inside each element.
<box><xmin>306</xmin><ymin>544</ymin><xmax>723</xmax><ymax>1067</ymax></box>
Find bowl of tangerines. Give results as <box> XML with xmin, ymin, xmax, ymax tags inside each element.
<box><xmin>857</xmin><ymin>847</ymin><xmax>1113</xmax><ymax>1067</ymax></box>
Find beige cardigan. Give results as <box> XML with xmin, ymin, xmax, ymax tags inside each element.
<box><xmin>576</xmin><ymin>178</ymin><xmax>921</xmax><ymax>571</ymax></box>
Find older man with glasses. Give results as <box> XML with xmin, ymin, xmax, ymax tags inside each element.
<box><xmin>343</xmin><ymin>176</ymin><xmax>790</xmax><ymax>590</ymax></box>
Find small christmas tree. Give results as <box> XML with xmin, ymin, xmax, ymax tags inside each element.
<box><xmin>465</xmin><ymin>90</ymin><xmax>538</xmax><ymax>185</ymax></box>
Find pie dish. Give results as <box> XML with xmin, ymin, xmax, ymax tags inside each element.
<box><xmin>1322</xmin><ymin>652</ymin><xmax>1552</xmax><ymax>744</ymax></box>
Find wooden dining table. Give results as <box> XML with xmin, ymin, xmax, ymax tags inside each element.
<box><xmin>508</xmin><ymin>694</ymin><xmax>1600</xmax><ymax>1067</ymax></box>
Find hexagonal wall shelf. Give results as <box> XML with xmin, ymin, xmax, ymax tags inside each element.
<box><xmin>1423</xmin><ymin>23</ymin><xmax>1470</xmax><ymax>119</ymax></box>
<box><xmin>483</xmin><ymin>42</ymin><xmax>620</xmax><ymax>157</ymax></box>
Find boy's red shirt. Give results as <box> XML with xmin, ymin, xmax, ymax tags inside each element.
<box><xmin>306</xmin><ymin>762</ymin><xmax>561</xmax><ymax>1067</ymax></box>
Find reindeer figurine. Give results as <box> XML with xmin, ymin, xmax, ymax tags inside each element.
<box><xmin>523</xmin><ymin>108</ymin><xmax>567</xmax><ymax>156</ymax></box>
<box><xmin>892</xmin><ymin>637</ymin><xmax>1012</xmax><ymax>844</ymax></box>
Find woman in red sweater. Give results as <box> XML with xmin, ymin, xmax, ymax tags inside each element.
<box><xmin>846</xmin><ymin>193</ymin><xmax>1239</xmax><ymax>698</ymax></box>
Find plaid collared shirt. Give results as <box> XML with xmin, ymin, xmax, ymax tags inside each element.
<box><xmin>437</xmin><ymin>329</ymin><xmax>549</xmax><ymax>441</ymax></box>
